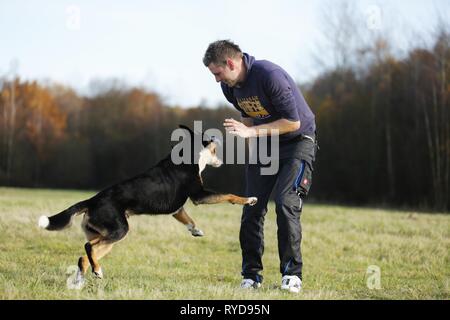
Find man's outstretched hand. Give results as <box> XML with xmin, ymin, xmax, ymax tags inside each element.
<box><xmin>223</xmin><ymin>118</ymin><xmax>256</xmax><ymax>138</ymax></box>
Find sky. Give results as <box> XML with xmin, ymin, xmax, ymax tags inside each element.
<box><xmin>0</xmin><ymin>0</ymin><xmax>448</xmax><ymax>107</ymax></box>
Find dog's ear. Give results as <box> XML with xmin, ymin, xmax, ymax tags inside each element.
<box><xmin>201</xmin><ymin>132</ymin><xmax>217</xmax><ymax>147</ymax></box>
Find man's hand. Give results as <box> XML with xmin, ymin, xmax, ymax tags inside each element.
<box><xmin>223</xmin><ymin>118</ymin><xmax>256</xmax><ymax>138</ymax></box>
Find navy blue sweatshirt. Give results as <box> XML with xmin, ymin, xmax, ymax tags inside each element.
<box><xmin>221</xmin><ymin>53</ymin><xmax>316</xmax><ymax>143</ymax></box>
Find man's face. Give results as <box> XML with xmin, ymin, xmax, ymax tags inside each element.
<box><xmin>208</xmin><ymin>60</ymin><xmax>240</xmax><ymax>87</ymax></box>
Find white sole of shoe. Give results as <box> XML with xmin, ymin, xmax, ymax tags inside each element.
<box><xmin>281</xmin><ymin>286</ymin><xmax>300</xmax><ymax>293</ymax></box>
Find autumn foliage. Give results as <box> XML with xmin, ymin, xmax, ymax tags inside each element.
<box><xmin>1</xmin><ymin>32</ymin><xmax>449</xmax><ymax>211</ymax></box>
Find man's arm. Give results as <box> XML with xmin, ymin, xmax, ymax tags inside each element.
<box><xmin>224</xmin><ymin>117</ymin><xmax>300</xmax><ymax>138</ymax></box>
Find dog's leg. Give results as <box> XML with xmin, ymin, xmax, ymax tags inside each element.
<box><xmin>94</xmin><ymin>243</ymin><xmax>114</xmax><ymax>260</ymax></box>
<box><xmin>172</xmin><ymin>207</ymin><xmax>204</xmax><ymax>237</ymax></box>
<box><xmin>85</xmin><ymin>240</ymin><xmax>117</xmax><ymax>279</ymax></box>
<box><xmin>79</xmin><ymin>231</ymin><xmax>100</xmax><ymax>276</ymax></box>
<box><xmin>78</xmin><ymin>255</ymin><xmax>90</xmax><ymax>275</ymax></box>
<box><xmin>66</xmin><ymin>255</ymin><xmax>90</xmax><ymax>289</ymax></box>
<box><xmin>80</xmin><ymin>215</ymin><xmax>101</xmax><ymax>275</ymax></box>
<box><xmin>190</xmin><ymin>190</ymin><xmax>258</xmax><ymax>206</ymax></box>
<box><xmin>81</xmin><ymin>206</ymin><xmax>129</xmax><ymax>279</ymax></box>
<box><xmin>84</xmin><ymin>238</ymin><xmax>104</xmax><ymax>278</ymax></box>
<box><xmin>88</xmin><ymin>242</ymin><xmax>114</xmax><ymax>278</ymax></box>
<box><xmin>69</xmin><ymin>220</ymin><xmax>101</xmax><ymax>289</ymax></box>
<box><xmin>68</xmin><ymin>237</ymin><xmax>101</xmax><ymax>289</ymax></box>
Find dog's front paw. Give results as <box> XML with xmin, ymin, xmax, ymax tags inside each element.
<box><xmin>191</xmin><ymin>228</ymin><xmax>204</xmax><ymax>237</ymax></box>
<box><xmin>246</xmin><ymin>197</ymin><xmax>258</xmax><ymax>206</ymax></box>
<box><xmin>187</xmin><ymin>223</ymin><xmax>204</xmax><ymax>237</ymax></box>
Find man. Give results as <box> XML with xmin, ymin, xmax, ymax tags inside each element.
<box><xmin>203</xmin><ymin>40</ymin><xmax>317</xmax><ymax>293</ymax></box>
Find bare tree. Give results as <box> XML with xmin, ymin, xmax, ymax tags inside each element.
<box><xmin>316</xmin><ymin>0</ymin><xmax>367</xmax><ymax>71</ymax></box>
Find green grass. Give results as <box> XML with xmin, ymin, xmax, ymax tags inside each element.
<box><xmin>0</xmin><ymin>187</ymin><xmax>448</xmax><ymax>299</ymax></box>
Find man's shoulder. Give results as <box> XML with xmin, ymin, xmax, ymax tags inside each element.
<box><xmin>251</xmin><ymin>60</ymin><xmax>288</xmax><ymax>82</ymax></box>
<box><xmin>253</xmin><ymin>59</ymin><xmax>284</xmax><ymax>73</ymax></box>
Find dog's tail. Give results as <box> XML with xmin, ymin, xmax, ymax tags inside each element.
<box><xmin>38</xmin><ymin>200</ymin><xmax>89</xmax><ymax>231</ymax></box>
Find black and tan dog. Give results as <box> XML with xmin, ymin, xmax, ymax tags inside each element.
<box><xmin>38</xmin><ymin>125</ymin><xmax>257</xmax><ymax>286</ymax></box>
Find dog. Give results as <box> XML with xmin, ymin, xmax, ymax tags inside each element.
<box><xmin>38</xmin><ymin>125</ymin><xmax>257</xmax><ymax>287</ymax></box>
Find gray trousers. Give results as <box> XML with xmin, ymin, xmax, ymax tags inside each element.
<box><xmin>240</xmin><ymin>138</ymin><xmax>316</xmax><ymax>283</ymax></box>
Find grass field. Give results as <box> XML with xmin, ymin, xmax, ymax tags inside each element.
<box><xmin>0</xmin><ymin>187</ymin><xmax>448</xmax><ymax>300</ymax></box>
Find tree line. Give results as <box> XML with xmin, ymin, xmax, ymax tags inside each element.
<box><xmin>1</xmin><ymin>31</ymin><xmax>449</xmax><ymax>211</ymax></box>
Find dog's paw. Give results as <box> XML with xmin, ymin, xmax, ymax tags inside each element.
<box><xmin>191</xmin><ymin>228</ymin><xmax>204</xmax><ymax>237</ymax></box>
<box><xmin>93</xmin><ymin>268</ymin><xmax>103</xmax><ymax>279</ymax></box>
<box><xmin>246</xmin><ymin>197</ymin><xmax>258</xmax><ymax>206</ymax></box>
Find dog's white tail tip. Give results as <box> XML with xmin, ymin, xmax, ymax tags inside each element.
<box><xmin>38</xmin><ymin>216</ymin><xmax>49</xmax><ymax>229</ymax></box>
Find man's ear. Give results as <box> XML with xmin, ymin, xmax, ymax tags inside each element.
<box><xmin>226</xmin><ymin>58</ymin><xmax>235</xmax><ymax>70</ymax></box>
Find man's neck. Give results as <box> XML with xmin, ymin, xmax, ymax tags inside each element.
<box><xmin>236</xmin><ymin>59</ymin><xmax>247</xmax><ymax>86</ymax></box>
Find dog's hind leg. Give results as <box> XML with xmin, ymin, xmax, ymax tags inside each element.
<box><xmin>66</xmin><ymin>215</ymin><xmax>101</xmax><ymax>289</ymax></box>
<box><xmin>78</xmin><ymin>255</ymin><xmax>90</xmax><ymax>275</ymax></box>
<box><xmin>85</xmin><ymin>240</ymin><xmax>115</xmax><ymax>278</ymax></box>
<box><xmin>80</xmin><ymin>205</ymin><xmax>130</xmax><ymax>278</ymax></box>
<box><xmin>172</xmin><ymin>207</ymin><xmax>204</xmax><ymax>237</ymax></box>
<box><xmin>84</xmin><ymin>238</ymin><xmax>104</xmax><ymax>278</ymax></box>
<box><xmin>85</xmin><ymin>216</ymin><xmax>129</xmax><ymax>278</ymax></box>
<box><xmin>94</xmin><ymin>242</ymin><xmax>114</xmax><ymax>261</ymax></box>
<box><xmin>79</xmin><ymin>215</ymin><xmax>102</xmax><ymax>276</ymax></box>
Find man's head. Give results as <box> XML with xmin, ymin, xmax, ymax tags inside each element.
<box><xmin>203</xmin><ymin>40</ymin><xmax>245</xmax><ymax>87</ymax></box>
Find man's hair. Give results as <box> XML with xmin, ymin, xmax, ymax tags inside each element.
<box><xmin>203</xmin><ymin>40</ymin><xmax>243</xmax><ymax>67</ymax></box>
